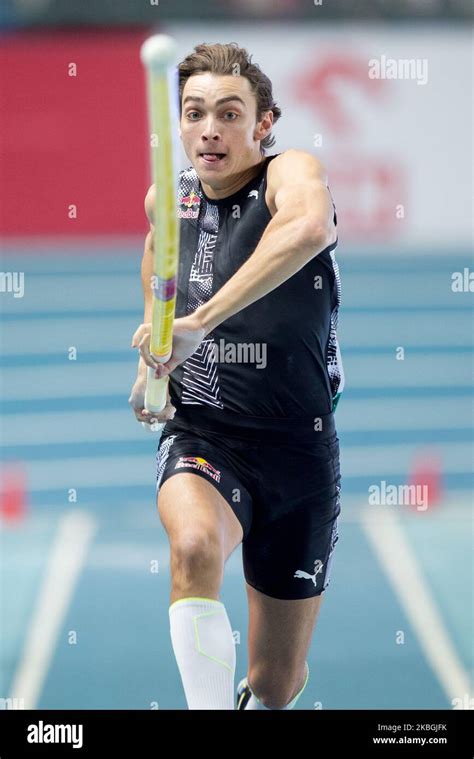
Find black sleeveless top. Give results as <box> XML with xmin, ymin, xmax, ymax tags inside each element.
<box><xmin>169</xmin><ymin>154</ymin><xmax>344</xmax><ymax>426</ymax></box>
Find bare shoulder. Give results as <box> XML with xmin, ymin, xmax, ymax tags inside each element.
<box><xmin>144</xmin><ymin>184</ymin><xmax>156</xmax><ymax>224</ymax></box>
<box><xmin>269</xmin><ymin>149</ymin><xmax>328</xmax><ymax>184</ymax></box>
<box><xmin>265</xmin><ymin>150</ymin><xmax>328</xmax><ymax>215</ymax></box>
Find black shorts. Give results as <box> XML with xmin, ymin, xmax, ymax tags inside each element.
<box><xmin>155</xmin><ymin>407</ymin><xmax>341</xmax><ymax>601</ymax></box>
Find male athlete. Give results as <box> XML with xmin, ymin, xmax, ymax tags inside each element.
<box><xmin>129</xmin><ymin>42</ymin><xmax>344</xmax><ymax>710</ymax></box>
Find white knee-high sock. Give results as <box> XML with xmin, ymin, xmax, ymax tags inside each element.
<box><xmin>244</xmin><ymin>662</ymin><xmax>310</xmax><ymax>710</ymax></box>
<box><xmin>169</xmin><ymin>597</ymin><xmax>236</xmax><ymax>709</ymax></box>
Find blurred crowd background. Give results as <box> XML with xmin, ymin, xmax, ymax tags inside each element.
<box><xmin>0</xmin><ymin>0</ymin><xmax>471</xmax><ymax>248</ymax></box>
<box><xmin>1</xmin><ymin>0</ymin><xmax>472</xmax><ymax>26</ymax></box>
<box><xmin>0</xmin><ymin>0</ymin><xmax>472</xmax><ymax>27</ymax></box>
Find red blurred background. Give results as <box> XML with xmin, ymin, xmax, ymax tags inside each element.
<box><xmin>0</xmin><ymin>29</ymin><xmax>149</xmax><ymax>236</ymax></box>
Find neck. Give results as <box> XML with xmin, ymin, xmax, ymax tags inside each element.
<box><xmin>200</xmin><ymin>156</ymin><xmax>266</xmax><ymax>200</ymax></box>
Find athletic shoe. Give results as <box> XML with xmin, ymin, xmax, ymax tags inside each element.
<box><xmin>236</xmin><ymin>676</ymin><xmax>252</xmax><ymax>710</ymax></box>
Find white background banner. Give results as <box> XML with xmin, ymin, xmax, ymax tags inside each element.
<box><xmin>169</xmin><ymin>23</ymin><xmax>472</xmax><ymax>250</ymax></box>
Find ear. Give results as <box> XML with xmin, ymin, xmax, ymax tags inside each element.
<box><xmin>254</xmin><ymin>110</ymin><xmax>274</xmax><ymax>142</ymax></box>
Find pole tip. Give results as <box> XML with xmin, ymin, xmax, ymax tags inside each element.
<box><xmin>140</xmin><ymin>34</ymin><xmax>178</xmax><ymax>69</ymax></box>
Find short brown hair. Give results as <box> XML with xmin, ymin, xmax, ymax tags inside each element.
<box><xmin>178</xmin><ymin>42</ymin><xmax>282</xmax><ymax>153</ymax></box>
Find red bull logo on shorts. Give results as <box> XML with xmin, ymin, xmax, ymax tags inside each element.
<box><xmin>175</xmin><ymin>456</ymin><xmax>221</xmax><ymax>483</ymax></box>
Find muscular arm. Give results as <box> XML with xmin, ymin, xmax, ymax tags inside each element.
<box><xmin>137</xmin><ymin>186</ymin><xmax>156</xmax><ymax>377</ymax></box>
<box><xmin>193</xmin><ymin>150</ymin><xmax>337</xmax><ymax>336</ymax></box>
<box><xmin>141</xmin><ymin>231</ymin><xmax>154</xmax><ymax>322</ymax></box>
<box><xmin>129</xmin><ymin>184</ymin><xmax>176</xmax><ymax>422</ymax></box>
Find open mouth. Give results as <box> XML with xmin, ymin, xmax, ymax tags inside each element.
<box><xmin>199</xmin><ymin>153</ymin><xmax>227</xmax><ymax>164</ymax></box>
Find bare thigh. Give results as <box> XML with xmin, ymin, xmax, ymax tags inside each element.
<box><xmin>158</xmin><ymin>473</ymin><xmax>244</xmax><ymax>604</ymax></box>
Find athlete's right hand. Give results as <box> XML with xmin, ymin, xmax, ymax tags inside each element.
<box><xmin>131</xmin><ymin>315</ymin><xmax>206</xmax><ymax>378</ymax></box>
<box><xmin>128</xmin><ymin>374</ymin><xmax>176</xmax><ymax>426</ymax></box>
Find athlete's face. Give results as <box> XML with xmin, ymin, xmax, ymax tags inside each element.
<box><xmin>180</xmin><ymin>73</ymin><xmax>273</xmax><ymax>187</ymax></box>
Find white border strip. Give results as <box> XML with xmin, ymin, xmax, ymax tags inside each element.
<box><xmin>8</xmin><ymin>510</ymin><xmax>97</xmax><ymax>709</ymax></box>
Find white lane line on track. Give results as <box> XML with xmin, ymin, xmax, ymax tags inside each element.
<box><xmin>8</xmin><ymin>509</ymin><xmax>98</xmax><ymax>709</ymax></box>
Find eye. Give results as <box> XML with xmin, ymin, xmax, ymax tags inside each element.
<box><xmin>186</xmin><ymin>111</ymin><xmax>201</xmax><ymax>121</ymax></box>
<box><xmin>223</xmin><ymin>111</ymin><xmax>238</xmax><ymax>121</ymax></box>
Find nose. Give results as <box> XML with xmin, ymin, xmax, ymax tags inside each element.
<box><xmin>200</xmin><ymin>115</ymin><xmax>222</xmax><ymax>143</ymax></box>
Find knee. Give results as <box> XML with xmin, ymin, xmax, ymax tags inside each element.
<box><xmin>170</xmin><ymin>530</ymin><xmax>224</xmax><ymax>580</ymax></box>
<box><xmin>248</xmin><ymin>662</ymin><xmax>307</xmax><ymax>710</ymax></box>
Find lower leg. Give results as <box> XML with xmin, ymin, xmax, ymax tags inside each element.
<box><xmin>169</xmin><ymin>596</ymin><xmax>236</xmax><ymax>709</ymax></box>
<box><xmin>243</xmin><ymin>584</ymin><xmax>323</xmax><ymax>710</ymax></box>
<box><xmin>245</xmin><ymin>661</ymin><xmax>310</xmax><ymax>710</ymax></box>
<box><xmin>168</xmin><ymin>543</ymin><xmax>236</xmax><ymax>709</ymax></box>
<box><xmin>159</xmin><ymin>475</ymin><xmax>243</xmax><ymax>710</ymax></box>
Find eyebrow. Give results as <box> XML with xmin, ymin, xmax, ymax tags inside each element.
<box><xmin>183</xmin><ymin>95</ymin><xmax>246</xmax><ymax>108</ymax></box>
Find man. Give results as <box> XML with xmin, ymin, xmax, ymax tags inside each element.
<box><xmin>129</xmin><ymin>42</ymin><xmax>344</xmax><ymax>710</ymax></box>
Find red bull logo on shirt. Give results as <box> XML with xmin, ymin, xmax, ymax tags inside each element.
<box><xmin>175</xmin><ymin>456</ymin><xmax>221</xmax><ymax>483</ymax></box>
<box><xmin>178</xmin><ymin>191</ymin><xmax>201</xmax><ymax>219</ymax></box>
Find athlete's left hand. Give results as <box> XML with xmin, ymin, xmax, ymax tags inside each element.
<box><xmin>131</xmin><ymin>314</ymin><xmax>206</xmax><ymax>378</ymax></box>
